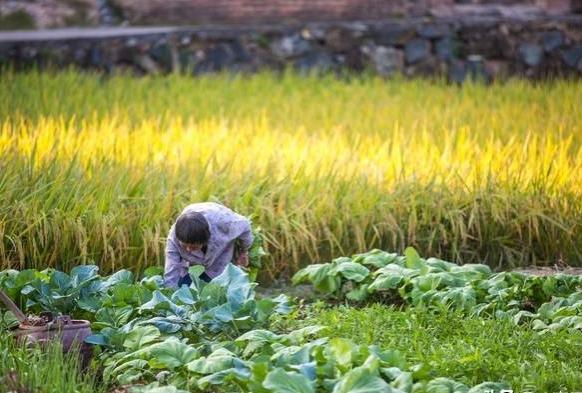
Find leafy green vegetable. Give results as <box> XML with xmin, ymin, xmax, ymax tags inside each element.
<box><xmin>292</xmin><ymin>247</ymin><xmax>582</xmax><ymax>331</ymax></box>
<box><xmin>263</xmin><ymin>368</ymin><xmax>315</xmax><ymax>393</ymax></box>
<box><xmin>2</xmin><ymin>248</ymin><xmax>578</xmax><ymax>393</ymax></box>
<box><xmin>332</xmin><ymin>366</ymin><xmax>391</xmax><ymax>393</ymax></box>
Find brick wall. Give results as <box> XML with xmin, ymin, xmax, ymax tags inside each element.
<box><xmin>113</xmin><ymin>0</ymin><xmax>451</xmax><ymax>25</ymax></box>
<box><xmin>111</xmin><ymin>0</ymin><xmax>581</xmax><ymax>25</ymax></box>
<box><xmin>2</xmin><ymin>0</ymin><xmax>580</xmax><ymax>29</ymax></box>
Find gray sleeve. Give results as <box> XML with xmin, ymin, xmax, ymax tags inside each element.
<box><xmin>236</xmin><ymin>218</ymin><xmax>254</xmax><ymax>251</ymax></box>
<box><xmin>164</xmin><ymin>229</ymin><xmax>184</xmax><ymax>288</ymax></box>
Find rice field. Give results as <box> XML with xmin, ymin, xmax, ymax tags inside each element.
<box><xmin>0</xmin><ymin>70</ymin><xmax>581</xmax><ymax>279</ymax></box>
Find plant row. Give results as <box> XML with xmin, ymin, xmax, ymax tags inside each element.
<box><xmin>292</xmin><ymin>247</ymin><xmax>582</xmax><ymax>333</ymax></box>
<box><xmin>0</xmin><ymin>262</ymin><xmax>525</xmax><ymax>393</ymax></box>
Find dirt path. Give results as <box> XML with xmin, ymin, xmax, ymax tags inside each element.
<box><xmin>512</xmin><ymin>266</ymin><xmax>582</xmax><ymax>276</ymax></box>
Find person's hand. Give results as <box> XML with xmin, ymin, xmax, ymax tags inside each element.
<box><xmin>235</xmin><ymin>252</ymin><xmax>249</xmax><ymax>268</ymax></box>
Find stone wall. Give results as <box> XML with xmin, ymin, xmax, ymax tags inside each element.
<box><xmin>1</xmin><ymin>16</ymin><xmax>581</xmax><ymax>81</ymax></box>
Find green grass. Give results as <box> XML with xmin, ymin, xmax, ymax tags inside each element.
<box><xmin>0</xmin><ymin>70</ymin><xmax>581</xmax><ymax>279</ymax></box>
<box><xmin>0</xmin><ymin>334</ymin><xmax>105</xmax><ymax>393</ymax></box>
<box><xmin>282</xmin><ymin>303</ymin><xmax>582</xmax><ymax>391</ymax></box>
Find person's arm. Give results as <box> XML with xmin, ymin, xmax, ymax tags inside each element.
<box><xmin>234</xmin><ymin>219</ymin><xmax>253</xmax><ymax>267</ymax></box>
<box><xmin>164</xmin><ymin>231</ymin><xmax>185</xmax><ymax>288</ymax></box>
<box><xmin>237</xmin><ymin>218</ymin><xmax>253</xmax><ymax>250</ymax></box>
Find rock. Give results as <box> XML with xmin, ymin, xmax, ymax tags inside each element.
<box><xmin>17</xmin><ymin>46</ymin><xmax>39</xmax><ymax>69</ymax></box>
<box><xmin>180</xmin><ymin>35</ymin><xmax>192</xmax><ymax>46</ymax></box>
<box><xmin>194</xmin><ymin>43</ymin><xmax>237</xmax><ymax>74</ymax></box>
<box><xmin>134</xmin><ymin>54</ymin><xmax>160</xmax><ymax>74</ymax></box>
<box><xmin>435</xmin><ymin>37</ymin><xmax>455</xmax><ymax>61</ymax></box>
<box><xmin>405</xmin><ymin>56</ymin><xmax>442</xmax><ymax>77</ymax></box>
<box><xmin>229</xmin><ymin>39</ymin><xmax>250</xmax><ymax>62</ymax></box>
<box><xmin>373</xmin><ymin>24</ymin><xmax>416</xmax><ymax>46</ymax></box>
<box><xmin>364</xmin><ymin>45</ymin><xmax>403</xmax><ymax>76</ymax></box>
<box><xmin>73</xmin><ymin>47</ymin><xmax>88</xmax><ymax>64</ymax></box>
<box><xmin>417</xmin><ymin>24</ymin><xmax>450</xmax><ymax>39</ymax></box>
<box><xmin>88</xmin><ymin>46</ymin><xmax>103</xmax><ymax>68</ymax></box>
<box><xmin>270</xmin><ymin>34</ymin><xmax>311</xmax><ymax>59</ymax></box>
<box><xmin>518</xmin><ymin>43</ymin><xmax>543</xmax><ymax>67</ymax></box>
<box><xmin>560</xmin><ymin>46</ymin><xmax>582</xmax><ymax>69</ymax></box>
<box><xmin>341</xmin><ymin>47</ymin><xmax>365</xmax><ymax>71</ymax></box>
<box><xmin>301</xmin><ymin>26</ymin><xmax>326</xmax><ymax>41</ymax></box>
<box><xmin>294</xmin><ymin>51</ymin><xmax>334</xmax><ymax>74</ymax></box>
<box><xmin>485</xmin><ymin>60</ymin><xmax>509</xmax><ymax>80</ymax></box>
<box><xmin>36</xmin><ymin>46</ymin><xmax>61</xmax><ymax>70</ymax></box>
<box><xmin>541</xmin><ymin>31</ymin><xmax>565</xmax><ymax>53</ymax></box>
<box><xmin>448</xmin><ymin>60</ymin><xmax>467</xmax><ymax>84</ymax></box>
<box><xmin>324</xmin><ymin>27</ymin><xmax>361</xmax><ymax>53</ymax></box>
<box><xmin>191</xmin><ymin>41</ymin><xmax>249</xmax><ymax>74</ymax></box>
<box><xmin>149</xmin><ymin>41</ymin><xmax>173</xmax><ymax>72</ymax></box>
<box><xmin>467</xmin><ymin>55</ymin><xmax>492</xmax><ymax>83</ymax></box>
<box><xmin>344</xmin><ymin>22</ymin><xmax>369</xmax><ymax>38</ymax></box>
<box><xmin>116</xmin><ymin>43</ymin><xmax>137</xmax><ymax>64</ymax></box>
<box><xmin>178</xmin><ymin>50</ymin><xmax>195</xmax><ymax>72</ymax></box>
<box><xmin>404</xmin><ymin>39</ymin><xmax>431</xmax><ymax>64</ymax></box>
<box><xmin>458</xmin><ymin>22</ymin><xmax>508</xmax><ymax>58</ymax></box>
<box><xmin>125</xmin><ymin>37</ymin><xmax>138</xmax><ymax>48</ymax></box>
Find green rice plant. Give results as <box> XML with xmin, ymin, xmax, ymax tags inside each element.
<box><xmin>0</xmin><ymin>71</ymin><xmax>580</xmax><ymax>279</ymax></box>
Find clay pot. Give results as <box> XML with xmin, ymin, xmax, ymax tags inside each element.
<box><xmin>13</xmin><ymin>318</ymin><xmax>93</xmax><ymax>367</ymax></box>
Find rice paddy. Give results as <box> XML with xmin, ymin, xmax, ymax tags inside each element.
<box><xmin>0</xmin><ymin>70</ymin><xmax>581</xmax><ymax>279</ymax></box>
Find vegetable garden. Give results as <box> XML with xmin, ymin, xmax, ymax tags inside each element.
<box><xmin>1</xmin><ymin>248</ymin><xmax>580</xmax><ymax>392</ymax></box>
<box><xmin>0</xmin><ymin>70</ymin><xmax>581</xmax><ymax>392</ymax></box>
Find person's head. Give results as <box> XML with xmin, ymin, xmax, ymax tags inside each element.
<box><xmin>175</xmin><ymin>212</ymin><xmax>210</xmax><ymax>252</ymax></box>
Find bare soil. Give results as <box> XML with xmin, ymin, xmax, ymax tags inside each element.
<box><xmin>512</xmin><ymin>266</ymin><xmax>582</xmax><ymax>276</ymax></box>
<box><xmin>21</xmin><ymin>314</ymin><xmax>51</xmax><ymax>327</ymax></box>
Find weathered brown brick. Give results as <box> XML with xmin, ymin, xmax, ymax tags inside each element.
<box><xmin>111</xmin><ymin>0</ymin><xmax>577</xmax><ymax>25</ymax></box>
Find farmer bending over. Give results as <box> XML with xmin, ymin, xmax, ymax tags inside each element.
<box><xmin>164</xmin><ymin>202</ymin><xmax>253</xmax><ymax>288</ymax></box>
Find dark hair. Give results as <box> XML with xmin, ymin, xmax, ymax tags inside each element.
<box><xmin>175</xmin><ymin>212</ymin><xmax>210</xmax><ymax>244</ymax></box>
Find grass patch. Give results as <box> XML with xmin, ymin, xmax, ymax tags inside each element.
<box><xmin>283</xmin><ymin>303</ymin><xmax>582</xmax><ymax>392</ymax></box>
<box><xmin>0</xmin><ymin>335</ymin><xmax>105</xmax><ymax>393</ymax></box>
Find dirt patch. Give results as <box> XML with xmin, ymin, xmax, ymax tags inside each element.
<box><xmin>257</xmin><ymin>284</ymin><xmax>316</xmax><ymax>301</ymax></box>
<box><xmin>5</xmin><ymin>371</ymin><xmax>31</xmax><ymax>393</ymax></box>
<box><xmin>512</xmin><ymin>266</ymin><xmax>582</xmax><ymax>276</ymax></box>
<box><xmin>21</xmin><ymin>314</ymin><xmax>52</xmax><ymax>327</ymax></box>
<box><xmin>109</xmin><ymin>387</ymin><xmax>132</xmax><ymax>393</ymax></box>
